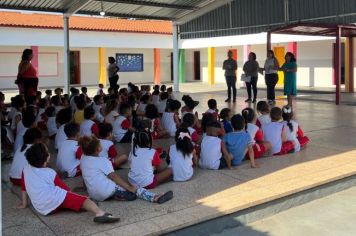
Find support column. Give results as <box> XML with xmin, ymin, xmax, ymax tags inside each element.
<box><xmin>172</xmin><ymin>23</ymin><xmax>179</xmax><ymax>92</ymax></box>
<box><xmin>208</xmin><ymin>47</ymin><xmax>215</xmax><ymax>85</ymax></box>
<box><xmin>98</xmin><ymin>47</ymin><xmax>107</xmax><ymax>87</ymax></box>
<box><xmin>335</xmin><ymin>27</ymin><xmax>341</xmax><ymax>105</ymax></box>
<box><xmin>31</xmin><ymin>46</ymin><xmax>39</xmax><ymax>72</ymax></box>
<box><xmin>345</xmin><ymin>37</ymin><xmax>354</xmax><ymax>93</ymax></box>
<box><xmin>154</xmin><ymin>48</ymin><xmax>161</xmax><ymax>85</ymax></box>
<box><xmin>178</xmin><ymin>49</ymin><xmax>186</xmax><ymax>83</ymax></box>
<box><xmin>267</xmin><ymin>32</ymin><xmax>272</xmax><ymax>52</ymax></box>
<box><xmin>63</xmin><ymin>15</ymin><xmax>70</xmax><ymax>94</ymax></box>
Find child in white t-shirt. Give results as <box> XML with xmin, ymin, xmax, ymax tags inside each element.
<box><xmin>93</xmin><ymin>95</ymin><xmax>105</xmax><ymax>123</ymax></box>
<box><xmin>54</xmin><ymin>107</ymin><xmax>72</xmax><ymax>150</ymax></box>
<box><xmin>45</xmin><ymin>106</ymin><xmax>58</xmax><ymax>139</ymax></box>
<box><xmin>56</xmin><ymin>122</ymin><xmax>82</xmax><ymax>178</ymax></box>
<box><xmin>96</xmin><ymin>83</ymin><xmax>105</xmax><ymax>96</ymax></box>
<box><xmin>256</xmin><ymin>101</ymin><xmax>271</xmax><ymax>128</ymax></box>
<box><xmin>14</xmin><ymin>107</ymin><xmax>36</xmax><ymax>152</ymax></box>
<box><xmin>113</xmin><ymin>103</ymin><xmax>136</xmax><ymax>143</ymax></box>
<box><xmin>80</xmin><ymin>136</ymin><xmax>173</xmax><ymax>204</ymax></box>
<box><xmin>80</xmin><ymin>106</ymin><xmax>99</xmax><ymax>137</ymax></box>
<box><xmin>168</xmin><ymin>128</ymin><xmax>197</xmax><ymax>182</ymax></box>
<box><xmin>128</xmin><ymin>129</ymin><xmax>173</xmax><ymax>189</ymax></box>
<box><xmin>104</xmin><ymin>99</ymin><xmax>119</xmax><ymax>125</ymax></box>
<box><xmin>9</xmin><ymin>128</ymin><xmax>42</xmax><ymax>186</ymax></box>
<box><xmin>15</xmin><ymin>143</ymin><xmax>119</xmax><ymax>223</ymax></box>
<box><xmin>161</xmin><ymin>100</ymin><xmax>181</xmax><ymax>137</ymax></box>
<box><xmin>158</xmin><ymin>92</ymin><xmax>169</xmax><ymax>115</ymax></box>
<box><xmin>145</xmin><ymin>104</ymin><xmax>168</xmax><ymax>139</ymax></box>
<box><xmin>205</xmin><ymin>99</ymin><xmax>219</xmax><ymax>120</ymax></box>
<box><xmin>98</xmin><ymin>123</ymin><xmax>128</xmax><ymax>169</ymax></box>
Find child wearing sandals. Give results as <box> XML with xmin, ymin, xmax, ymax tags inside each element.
<box><xmin>242</xmin><ymin>108</ymin><xmax>272</xmax><ymax>158</ymax></box>
<box><xmin>281</xmin><ymin>106</ymin><xmax>309</xmax><ymax>152</ymax></box>
<box><xmin>98</xmin><ymin>123</ymin><xmax>128</xmax><ymax>169</ymax></box>
<box><xmin>80</xmin><ymin>136</ymin><xmax>173</xmax><ymax>203</ymax></box>
<box><xmin>56</xmin><ymin>122</ymin><xmax>82</xmax><ymax>178</ymax></box>
<box><xmin>128</xmin><ymin>129</ymin><xmax>173</xmax><ymax>189</ymax></box>
<box><xmin>9</xmin><ymin>128</ymin><xmax>42</xmax><ymax>186</ymax></box>
<box><xmin>16</xmin><ymin>143</ymin><xmax>119</xmax><ymax>223</ymax></box>
<box><xmin>262</xmin><ymin>107</ymin><xmax>295</xmax><ymax>155</ymax></box>
<box><xmin>168</xmin><ymin>128</ymin><xmax>198</xmax><ymax>181</ymax></box>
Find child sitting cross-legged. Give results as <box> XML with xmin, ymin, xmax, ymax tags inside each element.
<box><xmin>161</xmin><ymin>99</ymin><xmax>181</xmax><ymax>137</ymax></box>
<box><xmin>199</xmin><ymin>121</ymin><xmax>233</xmax><ymax>170</ymax></box>
<box><xmin>80</xmin><ymin>106</ymin><xmax>99</xmax><ymax>137</ymax></box>
<box><xmin>145</xmin><ymin>104</ymin><xmax>168</xmax><ymax>139</ymax></box>
<box><xmin>113</xmin><ymin>103</ymin><xmax>136</xmax><ymax>143</ymax></box>
<box><xmin>80</xmin><ymin>136</ymin><xmax>173</xmax><ymax>203</ymax></box>
<box><xmin>223</xmin><ymin>114</ymin><xmax>259</xmax><ymax>168</ymax></box>
<box><xmin>98</xmin><ymin>122</ymin><xmax>128</xmax><ymax>169</ymax></box>
<box><xmin>16</xmin><ymin>143</ymin><xmax>119</xmax><ymax>223</ymax></box>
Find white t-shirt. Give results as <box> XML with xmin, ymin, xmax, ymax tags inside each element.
<box><xmin>11</xmin><ymin>111</ymin><xmax>21</xmax><ymax>131</ymax></box>
<box><xmin>128</xmin><ymin>148</ymin><xmax>159</xmax><ymax>188</ymax></box>
<box><xmin>55</xmin><ymin>124</ymin><xmax>67</xmax><ymax>149</ymax></box>
<box><xmin>99</xmin><ymin>139</ymin><xmax>116</xmax><ymax>159</ymax></box>
<box><xmin>199</xmin><ymin>135</ymin><xmax>222</xmax><ymax>170</ymax></box>
<box><xmin>80</xmin><ymin>119</ymin><xmax>95</xmax><ymax>137</ymax></box>
<box><xmin>93</xmin><ymin>103</ymin><xmax>104</xmax><ymax>122</ymax></box>
<box><xmin>158</xmin><ymin>99</ymin><xmax>167</xmax><ymax>114</ymax></box>
<box><xmin>169</xmin><ymin>144</ymin><xmax>193</xmax><ymax>181</ymax></box>
<box><xmin>152</xmin><ymin>95</ymin><xmax>160</xmax><ymax>107</ymax></box>
<box><xmin>55</xmin><ymin>106</ymin><xmax>64</xmax><ymax>114</ymax></box>
<box><xmin>104</xmin><ymin>110</ymin><xmax>119</xmax><ymax>125</ymax></box>
<box><xmin>36</xmin><ymin>108</ymin><xmax>46</xmax><ymax>123</ymax></box>
<box><xmin>136</xmin><ymin>103</ymin><xmax>147</xmax><ymax>114</ymax></box>
<box><xmin>264</xmin><ymin>57</ymin><xmax>278</xmax><ymax>74</ymax></box>
<box><xmin>113</xmin><ymin>115</ymin><xmax>129</xmax><ymax>142</ymax></box>
<box><xmin>161</xmin><ymin>112</ymin><xmax>177</xmax><ymax>137</ymax></box>
<box><xmin>9</xmin><ymin>144</ymin><xmax>32</xmax><ymax>179</ymax></box>
<box><xmin>47</xmin><ymin>117</ymin><xmax>58</xmax><ymax>137</ymax></box>
<box><xmin>283</xmin><ymin>120</ymin><xmax>300</xmax><ymax>152</ymax></box>
<box><xmin>80</xmin><ymin>155</ymin><xmax>116</xmax><ymax>201</ymax></box>
<box><xmin>23</xmin><ymin>166</ymin><xmax>67</xmax><ymax>215</ymax></box>
<box><xmin>56</xmin><ymin>139</ymin><xmax>80</xmax><ymax>177</ymax></box>
<box><xmin>262</xmin><ymin>122</ymin><xmax>284</xmax><ymax>154</ymax></box>
<box><xmin>14</xmin><ymin>126</ymin><xmax>27</xmax><ymax>152</ymax></box>
<box><xmin>257</xmin><ymin>114</ymin><xmax>271</xmax><ymax>127</ymax></box>
<box><xmin>246</xmin><ymin>123</ymin><xmax>259</xmax><ymax>142</ymax></box>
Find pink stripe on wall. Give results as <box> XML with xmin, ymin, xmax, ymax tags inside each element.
<box><xmin>287</xmin><ymin>42</ymin><xmax>297</xmax><ymax>59</ymax></box>
<box><xmin>243</xmin><ymin>45</ymin><xmax>251</xmax><ymax>63</ymax></box>
<box><xmin>31</xmin><ymin>46</ymin><xmax>39</xmax><ymax>71</ymax></box>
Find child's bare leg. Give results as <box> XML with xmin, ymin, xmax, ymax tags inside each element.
<box><xmin>114</xmin><ymin>154</ymin><xmax>128</xmax><ymax>168</ymax></box>
<box><xmin>82</xmin><ymin>199</ymin><xmax>105</xmax><ymax>217</ymax></box>
<box><xmin>158</xmin><ymin>130</ymin><xmax>169</xmax><ymax>137</ymax></box>
<box><xmin>263</xmin><ymin>141</ymin><xmax>272</xmax><ymax>151</ymax></box>
<box><xmin>155</xmin><ymin>167</ymin><xmax>172</xmax><ymax>185</ymax></box>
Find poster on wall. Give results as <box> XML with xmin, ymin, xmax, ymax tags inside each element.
<box><xmin>116</xmin><ymin>53</ymin><xmax>144</xmax><ymax>72</ymax></box>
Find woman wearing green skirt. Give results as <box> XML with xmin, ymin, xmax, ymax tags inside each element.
<box><xmin>280</xmin><ymin>52</ymin><xmax>297</xmax><ymax>106</ymax></box>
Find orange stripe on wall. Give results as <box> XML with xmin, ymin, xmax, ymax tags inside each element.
<box><xmin>154</xmin><ymin>48</ymin><xmax>161</xmax><ymax>85</ymax></box>
<box><xmin>274</xmin><ymin>46</ymin><xmax>285</xmax><ymax>85</ymax></box>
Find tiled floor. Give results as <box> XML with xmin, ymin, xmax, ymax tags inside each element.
<box><xmin>2</xmin><ymin>86</ymin><xmax>356</xmax><ymax>236</ymax></box>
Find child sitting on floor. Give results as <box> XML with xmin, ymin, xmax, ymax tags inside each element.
<box><xmin>199</xmin><ymin>121</ymin><xmax>232</xmax><ymax>170</ymax></box>
<box><xmin>10</xmin><ymin>96</ymin><xmax>25</xmax><ymax>132</ymax></box>
<box><xmin>113</xmin><ymin>103</ymin><xmax>136</xmax><ymax>143</ymax></box>
<box><xmin>80</xmin><ymin>106</ymin><xmax>99</xmax><ymax>137</ymax></box>
<box><xmin>168</xmin><ymin>128</ymin><xmax>197</xmax><ymax>182</ymax></box>
<box><xmin>98</xmin><ymin>123</ymin><xmax>128</xmax><ymax>169</ymax></box>
<box><xmin>9</xmin><ymin>128</ymin><xmax>42</xmax><ymax>186</ymax></box>
<box><xmin>145</xmin><ymin>104</ymin><xmax>168</xmax><ymax>139</ymax></box>
<box><xmin>182</xmin><ymin>113</ymin><xmax>199</xmax><ymax>144</ymax></box>
<box><xmin>256</xmin><ymin>101</ymin><xmax>271</xmax><ymax>128</ymax></box>
<box><xmin>45</xmin><ymin>106</ymin><xmax>57</xmax><ymax>139</ymax></box>
<box><xmin>205</xmin><ymin>99</ymin><xmax>219</xmax><ymax>119</ymax></box>
<box><xmin>220</xmin><ymin>108</ymin><xmax>233</xmax><ymax>134</ymax></box>
<box><xmin>97</xmin><ymin>84</ymin><xmax>105</xmax><ymax>96</ymax></box>
<box><xmin>136</xmin><ymin>94</ymin><xmax>151</xmax><ymax>117</ymax></box>
<box><xmin>14</xmin><ymin>107</ymin><xmax>37</xmax><ymax>152</ymax></box>
<box><xmin>55</xmin><ymin>107</ymin><xmax>72</xmax><ymax>149</ymax></box>
<box><xmin>128</xmin><ymin>129</ymin><xmax>173</xmax><ymax>189</ymax></box>
<box><xmin>262</xmin><ymin>107</ymin><xmax>295</xmax><ymax>155</ymax></box>
<box><xmin>80</xmin><ymin>136</ymin><xmax>173</xmax><ymax>204</ymax></box>
<box><xmin>16</xmin><ymin>143</ymin><xmax>119</xmax><ymax>223</ymax></box>
<box><xmin>281</xmin><ymin>106</ymin><xmax>309</xmax><ymax>152</ymax></box>
<box><xmin>161</xmin><ymin>99</ymin><xmax>181</xmax><ymax>137</ymax></box>
<box><xmin>104</xmin><ymin>99</ymin><xmax>119</xmax><ymax>125</ymax></box>
<box><xmin>223</xmin><ymin>114</ymin><xmax>258</xmax><ymax>168</ymax></box>
<box><xmin>158</xmin><ymin>92</ymin><xmax>169</xmax><ymax>115</ymax></box>
<box><xmin>93</xmin><ymin>95</ymin><xmax>105</xmax><ymax>123</ymax></box>
<box><xmin>36</xmin><ymin>98</ymin><xmax>48</xmax><ymax>130</ymax></box>
<box><xmin>73</xmin><ymin>96</ymin><xmax>86</xmax><ymax>125</ymax></box>
<box><xmin>152</xmin><ymin>85</ymin><xmax>160</xmax><ymax>108</ymax></box>
<box><xmin>56</xmin><ymin>122</ymin><xmax>82</xmax><ymax>178</ymax></box>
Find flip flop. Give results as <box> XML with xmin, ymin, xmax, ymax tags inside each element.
<box><xmin>93</xmin><ymin>213</ymin><xmax>120</xmax><ymax>223</ymax></box>
<box><xmin>157</xmin><ymin>191</ymin><xmax>173</xmax><ymax>204</ymax></box>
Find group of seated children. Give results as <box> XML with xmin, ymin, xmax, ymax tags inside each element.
<box><xmin>2</xmin><ymin>82</ymin><xmax>309</xmax><ymax>224</ymax></box>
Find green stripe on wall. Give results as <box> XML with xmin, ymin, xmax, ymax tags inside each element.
<box><xmin>179</xmin><ymin>49</ymin><xmax>186</xmax><ymax>83</ymax></box>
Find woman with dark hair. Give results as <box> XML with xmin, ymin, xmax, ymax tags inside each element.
<box><xmin>243</xmin><ymin>52</ymin><xmax>260</xmax><ymax>103</ymax></box>
<box><xmin>107</xmin><ymin>57</ymin><xmax>120</xmax><ymax>89</ymax></box>
<box><xmin>17</xmin><ymin>49</ymin><xmax>38</xmax><ymax>103</ymax></box>
<box><xmin>263</xmin><ymin>50</ymin><xmax>280</xmax><ymax>104</ymax></box>
<box><xmin>280</xmin><ymin>52</ymin><xmax>297</xmax><ymax>106</ymax></box>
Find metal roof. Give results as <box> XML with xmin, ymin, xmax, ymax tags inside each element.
<box><xmin>0</xmin><ymin>0</ymin><xmax>232</xmax><ymax>22</ymax></box>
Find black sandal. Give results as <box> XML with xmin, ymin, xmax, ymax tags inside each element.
<box><xmin>157</xmin><ymin>191</ymin><xmax>173</xmax><ymax>204</ymax></box>
<box><xmin>93</xmin><ymin>213</ymin><xmax>120</xmax><ymax>223</ymax></box>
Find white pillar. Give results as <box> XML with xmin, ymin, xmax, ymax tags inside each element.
<box><xmin>63</xmin><ymin>15</ymin><xmax>70</xmax><ymax>94</ymax></box>
<box><xmin>172</xmin><ymin>22</ymin><xmax>179</xmax><ymax>92</ymax></box>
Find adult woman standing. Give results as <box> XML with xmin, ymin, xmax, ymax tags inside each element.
<box><xmin>263</xmin><ymin>50</ymin><xmax>280</xmax><ymax>105</ymax></box>
<box><xmin>280</xmin><ymin>52</ymin><xmax>297</xmax><ymax>106</ymax></box>
<box><xmin>107</xmin><ymin>57</ymin><xmax>120</xmax><ymax>89</ymax></box>
<box><xmin>17</xmin><ymin>49</ymin><xmax>38</xmax><ymax>104</ymax></box>
<box><xmin>243</xmin><ymin>52</ymin><xmax>259</xmax><ymax>103</ymax></box>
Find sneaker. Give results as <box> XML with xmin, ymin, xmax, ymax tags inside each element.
<box><xmin>252</xmin><ymin>99</ymin><xmax>257</xmax><ymax>103</ymax></box>
<box><xmin>245</xmin><ymin>98</ymin><xmax>251</xmax><ymax>102</ymax></box>
<box><xmin>225</xmin><ymin>98</ymin><xmax>231</xmax><ymax>102</ymax></box>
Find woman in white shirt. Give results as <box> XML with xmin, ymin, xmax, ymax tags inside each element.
<box><xmin>263</xmin><ymin>50</ymin><xmax>280</xmax><ymax>104</ymax></box>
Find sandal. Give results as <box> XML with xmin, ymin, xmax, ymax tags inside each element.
<box><xmin>93</xmin><ymin>213</ymin><xmax>120</xmax><ymax>223</ymax></box>
<box><xmin>156</xmin><ymin>191</ymin><xmax>173</xmax><ymax>204</ymax></box>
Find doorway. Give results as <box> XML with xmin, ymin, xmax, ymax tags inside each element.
<box><xmin>193</xmin><ymin>51</ymin><xmax>201</xmax><ymax>80</ymax></box>
<box><xmin>70</xmin><ymin>51</ymin><xmax>81</xmax><ymax>85</ymax></box>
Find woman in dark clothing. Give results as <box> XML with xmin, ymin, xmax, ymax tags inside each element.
<box><xmin>107</xmin><ymin>57</ymin><xmax>120</xmax><ymax>89</ymax></box>
<box><xmin>17</xmin><ymin>49</ymin><xmax>38</xmax><ymax>104</ymax></box>
<box><xmin>243</xmin><ymin>52</ymin><xmax>259</xmax><ymax>103</ymax></box>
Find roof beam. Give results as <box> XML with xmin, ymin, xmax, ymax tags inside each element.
<box><xmin>65</xmin><ymin>0</ymin><xmax>95</xmax><ymax>15</ymax></box>
<box><xmin>78</xmin><ymin>10</ymin><xmax>171</xmax><ymax>20</ymax></box>
<box><xmin>175</xmin><ymin>0</ymin><xmax>233</xmax><ymax>25</ymax></box>
<box><xmin>98</xmin><ymin>0</ymin><xmax>197</xmax><ymax>10</ymax></box>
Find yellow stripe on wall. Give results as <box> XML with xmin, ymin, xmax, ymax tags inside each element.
<box><xmin>208</xmin><ymin>47</ymin><xmax>215</xmax><ymax>85</ymax></box>
<box><xmin>98</xmin><ymin>47</ymin><xmax>107</xmax><ymax>87</ymax></box>
<box><xmin>273</xmin><ymin>47</ymin><xmax>285</xmax><ymax>86</ymax></box>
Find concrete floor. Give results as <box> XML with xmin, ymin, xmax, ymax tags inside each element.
<box><xmin>213</xmin><ymin>187</ymin><xmax>356</xmax><ymax>236</ymax></box>
<box><xmin>2</xmin><ymin>85</ymin><xmax>356</xmax><ymax>236</ymax></box>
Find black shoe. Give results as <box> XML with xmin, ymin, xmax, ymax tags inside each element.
<box><xmin>245</xmin><ymin>98</ymin><xmax>251</xmax><ymax>103</ymax></box>
<box><xmin>225</xmin><ymin>98</ymin><xmax>231</xmax><ymax>102</ymax></box>
<box><xmin>252</xmin><ymin>99</ymin><xmax>257</xmax><ymax>103</ymax></box>
<box><xmin>233</xmin><ymin>99</ymin><xmax>236</xmax><ymax>103</ymax></box>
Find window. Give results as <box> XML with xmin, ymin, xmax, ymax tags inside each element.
<box><xmin>116</xmin><ymin>53</ymin><xmax>144</xmax><ymax>72</ymax></box>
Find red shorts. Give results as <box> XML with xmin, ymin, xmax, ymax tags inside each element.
<box><xmin>246</xmin><ymin>143</ymin><xmax>267</xmax><ymax>159</ymax></box>
<box><xmin>298</xmin><ymin>136</ymin><xmax>309</xmax><ymax>148</ymax></box>
<box><xmin>74</xmin><ymin>165</ymin><xmax>82</xmax><ymax>177</ymax></box>
<box><xmin>144</xmin><ymin>176</ymin><xmax>158</xmax><ymax>189</ymax></box>
<box><xmin>152</xmin><ymin>131</ymin><xmax>161</xmax><ymax>140</ymax></box>
<box><xmin>55</xmin><ymin>191</ymin><xmax>87</xmax><ymax>213</ymax></box>
<box><xmin>10</xmin><ymin>177</ymin><xmax>21</xmax><ymax>186</ymax></box>
<box><xmin>274</xmin><ymin>141</ymin><xmax>294</xmax><ymax>156</ymax></box>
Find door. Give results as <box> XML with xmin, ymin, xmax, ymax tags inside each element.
<box><xmin>70</xmin><ymin>51</ymin><xmax>81</xmax><ymax>84</ymax></box>
<box><xmin>193</xmin><ymin>51</ymin><xmax>201</xmax><ymax>80</ymax></box>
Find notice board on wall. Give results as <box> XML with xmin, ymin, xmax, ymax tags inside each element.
<box><xmin>116</xmin><ymin>53</ymin><xmax>144</xmax><ymax>72</ymax></box>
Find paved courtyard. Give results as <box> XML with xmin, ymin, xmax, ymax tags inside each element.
<box><xmin>2</xmin><ymin>84</ymin><xmax>356</xmax><ymax>236</ymax></box>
